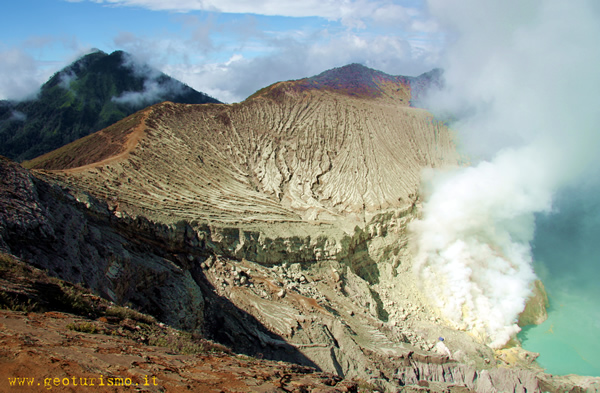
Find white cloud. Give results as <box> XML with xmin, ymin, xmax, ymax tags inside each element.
<box><xmin>9</xmin><ymin>110</ymin><xmax>27</xmax><ymax>122</ymax></box>
<box><xmin>113</xmin><ymin>32</ymin><xmax>177</xmax><ymax>66</ymax></box>
<box><xmin>58</xmin><ymin>69</ymin><xmax>78</xmax><ymax>90</ymax></box>
<box><xmin>88</xmin><ymin>0</ymin><xmax>358</xmax><ymax>19</ymax></box>
<box><xmin>112</xmin><ymin>79</ymin><xmax>179</xmax><ymax>106</ymax></box>
<box><xmin>372</xmin><ymin>3</ymin><xmax>412</xmax><ymax>25</ymax></box>
<box><xmin>111</xmin><ymin>52</ymin><xmax>191</xmax><ymax>105</ymax></box>
<box><xmin>0</xmin><ymin>36</ymin><xmax>93</xmax><ymax>101</ymax></box>
<box><xmin>80</xmin><ymin>0</ymin><xmax>435</xmax><ymax>32</ymax></box>
<box><xmin>0</xmin><ymin>48</ymin><xmax>43</xmax><ymax>100</ymax></box>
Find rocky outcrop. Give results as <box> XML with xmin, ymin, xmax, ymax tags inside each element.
<box><xmin>0</xmin><ymin>156</ymin><xmax>204</xmax><ymax>332</ymax></box>
<box><xmin>518</xmin><ymin>280</ymin><xmax>549</xmax><ymax>327</ymax></box>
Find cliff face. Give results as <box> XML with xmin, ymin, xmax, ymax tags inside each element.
<box><xmin>3</xmin><ymin>65</ymin><xmax>597</xmax><ymax>392</ymax></box>
<box><xmin>0</xmin><ymin>156</ymin><xmax>205</xmax><ymax>332</ymax></box>
<box><xmin>3</xmin><ymin>158</ymin><xmax>597</xmax><ymax>393</ymax></box>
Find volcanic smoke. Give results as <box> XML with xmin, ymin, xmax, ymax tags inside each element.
<box><xmin>410</xmin><ymin>0</ymin><xmax>600</xmax><ymax>348</ymax></box>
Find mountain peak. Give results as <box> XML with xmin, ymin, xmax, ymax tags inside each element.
<box><xmin>311</xmin><ymin>63</ymin><xmax>382</xmax><ymax>78</ymax></box>
<box><xmin>306</xmin><ymin>63</ymin><xmax>389</xmax><ymax>93</ymax></box>
<box><xmin>250</xmin><ymin>63</ymin><xmax>413</xmax><ymax>103</ymax></box>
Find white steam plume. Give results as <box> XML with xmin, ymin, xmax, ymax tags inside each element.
<box><xmin>410</xmin><ymin>0</ymin><xmax>600</xmax><ymax>348</ymax></box>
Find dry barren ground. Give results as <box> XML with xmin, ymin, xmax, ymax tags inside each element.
<box><xmin>0</xmin><ymin>309</ymin><xmax>359</xmax><ymax>393</ymax></box>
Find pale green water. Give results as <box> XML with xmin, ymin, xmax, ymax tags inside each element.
<box><xmin>519</xmin><ymin>186</ymin><xmax>600</xmax><ymax>376</ymax></box>
<box><xmin>519</xmin><ymin>286</ymin><xmax>600</xmax><ymax>376</ymax></box>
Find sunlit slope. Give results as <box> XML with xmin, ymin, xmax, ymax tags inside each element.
<box><xmin>27</xmin><ymin>65</ymin><xmax>458</xmax><ymax>227</ymax></box>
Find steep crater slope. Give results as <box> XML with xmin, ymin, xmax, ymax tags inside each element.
<box><xmin>10</xmin><ymin>65</ymin><xmax>598</xmax><ymax>391</ymax></box>
<box><xmin>28</xmin><ymin>64</ymin><xmax>457</xmax><ymax>228</ymax></box>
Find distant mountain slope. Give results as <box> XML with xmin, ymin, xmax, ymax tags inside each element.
<box><xmin>0</xmin><ymin>49</ymin><xmax>221</xmax><ymax>162</ymax></box>
<box><xmin>249</xmin><ymin>63</ymin><xmax>442</xmax><ymax>106</ymax></box>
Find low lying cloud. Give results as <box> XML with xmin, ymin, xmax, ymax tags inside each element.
<box><xmin>58</xmin><ymin>69</ymin><xmax>78</xmax><ymax>90</ymax></box>
<box><xmin>0</xmin><ymin>48</ymin><xmax>42</xmax><ymax>101</ymax></box>
<box><xmin>112</xmin><ymin>52</ymin><xmax>189</xmax><ymax>106</ymax></box>
<box><xmin>112</xmin><ymin>78</ymin><xmax>188</xmax><ymax>106</ymax></box>
<box><xmin>9</xmin><ymin>110</ymin><xmax>27</xmax><ymax>122</ymax></box>
<box><xmin>0</xmin><ymin>38</ymin><xmax>93</xmax><ymax>101</ymax></box>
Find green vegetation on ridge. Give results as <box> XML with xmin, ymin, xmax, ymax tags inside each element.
<box><xmin>0</xmin><ymin>50</ymin><xmax>221</xmax><ymax>162</ymax></box>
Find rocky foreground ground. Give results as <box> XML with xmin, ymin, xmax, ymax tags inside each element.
<box><xmin>0</xmin><ymin>253</ymin><xmax>359</xmax><ymax>393</ymax></box>
<box><xmin>0</xmin><ymin>310</ymin><xmax>361</xmax><ymax>393</ymax></box>
<box><xmin>0</xmin><ymin>252</ymin><xmax>481</xmax><ymax>393</ymax></box>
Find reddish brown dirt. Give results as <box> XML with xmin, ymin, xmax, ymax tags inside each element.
<box><xmin>0</xmin><ymin>310</ymin><xmax>358</xmax><ymax>393</ymax></box>
<box><xmin>23</xmin><ymin>109</ymin><xmax>150</xmax><ymax>172</ymax></box>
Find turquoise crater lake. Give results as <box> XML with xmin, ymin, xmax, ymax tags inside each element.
<box><xmin>519</xmin><ymin>187</ymin><xmax>600</xmax><ymax>377</ymax></box>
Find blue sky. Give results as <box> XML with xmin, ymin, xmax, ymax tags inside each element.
<box><xmin>0</xmin><ymin>0</ymin><xmax>444</xmax><ymax>102</ymax></box>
